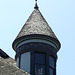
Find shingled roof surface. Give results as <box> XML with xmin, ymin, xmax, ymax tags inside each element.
<box><xmin>0</xmin><ymin>56</ymin><xmax>30</xmax><ymax>75</ymax></box>
<box><xmin>16</xmin><ymin>9</ymin><xmax>57</xmax><ymax>40</ymax></box>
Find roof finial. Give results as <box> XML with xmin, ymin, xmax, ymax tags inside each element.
<box><xmin>34</xmin><ymin>0</ymin><xmax>38</xmax><ymax>9</ymax></box>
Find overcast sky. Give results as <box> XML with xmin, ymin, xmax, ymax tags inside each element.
<box><xmin>0</xmin><ymin>0</ymin><xmax>75</xmax><ymax>75</ymax></box>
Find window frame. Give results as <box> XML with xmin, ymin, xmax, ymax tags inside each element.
<box><xmin>31</xmin><ymin>51</ymin><xmax>56</xmax><ymax>75</ymax></box>
<box><xmin>34</xmin><ymin>52</ymin><xmax>46</xmax><ymax>75</ymax></box>
<box><xmin>18</xmin><ymin>55</ymin><xmax>21</xmax><ymax>68</ymax></box>
<box><xmin>49</xmin><ymin>55</ymin><xmax>56</xmax><ymax>75</ymax></box>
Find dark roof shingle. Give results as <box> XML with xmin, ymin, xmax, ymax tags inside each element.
<box><xmin>0</xmin><ymin>56</ymin><xmax>30</xmax><ymax>75</ymax></box>
<box><xmin>12</xmin><ymin>9</ymin><xmax>61</xmax><ymax>51</ymax></box>
<box><xmin>16</xmin><ymin>9</ymin><xmax>57</xmax><ymax>40</ymax></box>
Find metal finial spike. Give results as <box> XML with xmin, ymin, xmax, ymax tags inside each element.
<box><xmin>34</xmin><ymin>0</ymin><xmax>38</xmax><ymax>9</ymax></box>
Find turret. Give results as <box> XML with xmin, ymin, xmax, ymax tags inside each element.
<box><xmin>12</xmin><ymin>1</ymin><xmax>61</xmax><ymax>75</ymax></box>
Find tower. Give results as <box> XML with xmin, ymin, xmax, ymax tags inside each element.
<box><xmin>12</xmin><ymin>1</ymin><xmax>61</xmax><ymax>75</ymax></box>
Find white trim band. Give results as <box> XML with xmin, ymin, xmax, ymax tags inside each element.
<box><xmin>17</xmin><ymin>39</ymin><xmax>56</xmax><ymax>49</ymax></box>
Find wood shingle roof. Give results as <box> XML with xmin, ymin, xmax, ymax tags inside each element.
<box><xmin>12</xmin><ymin>8</ymin><xmax>61</xmax><ymax>51</ymax></box>
<box><xmin>16</xmin><ymin>9</ymin><xmax>57</xmax><ymax>40</ymax></box>
<box><xmin>0</xmin><ymin>49</ymin><xmax>30</xmax><ymax>75</ymax></box>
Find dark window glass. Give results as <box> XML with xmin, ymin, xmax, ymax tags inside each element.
<box><xmin>17</xmin><ymin>57</ymin><xmax>19</xmax><ymax>67</ymax></box>
<box><xmin>35</xmin><ymin>53</ymin><xmax>45</xmax><ymax>75</ymax></box>
<box><xmin>19</xmin><ymin>56</ymin><xmax>21</xmax><ymax>68</ymax></box>
<box><xmin>49</xmin><ymin>56</ymin><xmax>55</xmax><ymax>68</ymax></box>
<box><xmin>49</xmin><ymin>68</ymin><xmax>54</xmax><ymax>75</ymax></box>
<box><xmin>35</xmin><ymin>65</ymin><xmax>45</xmax><ymax>75</ymax></box>
<box><xmin>35</xmin><ymin>53</ymin><xmax>45</xmax><ymax>64</ymax></box>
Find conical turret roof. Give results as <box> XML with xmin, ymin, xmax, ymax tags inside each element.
<box><xmin>13</xmin><ymin>8</ymin><xmax>61</xmax><ymax>51</ymax></box>
<box><xmin>16</xmin><ymin>9</ymin><xmax>57</xmax><ymax>39</ymax></box>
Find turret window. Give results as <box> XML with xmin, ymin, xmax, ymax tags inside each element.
<box><xmin>17</xmin><ymin>55</ymin><xmax>21</xmax><ymax>68</ymax></box>
<box><xmin>34</xmin><ymin>52</ymin><xmax>56</xmax><ymax>75</ymax></box>
<box><xmin>35</xmin><ymin>65</ymin><xmax>45</xmax><ymax>75</ymax></box>
<box><xmin>49</xmin><ymin>56</ymin><xmax>55</xmax><ymax>68</ymax></box>
<box><xmin>49</xmin><ymin>56</ymin><xmax>55</xmax><ymax>75</ymax></box>
<box><xmin>17</xmin><ymin>57</ymin><xmax>19</xmax><ymax>67</ymax></box>
<box><xmin>49</xmin><ymin>68</ymin><xmax>54</xmax><ymax>75</ymax></box>
<box><xmin>35</xmin><ymin>53</ymin><xmax>45</xmax><ymax>75</ymax></box>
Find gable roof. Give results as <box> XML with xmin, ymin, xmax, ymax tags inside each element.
<box><xmin>0</xmin><ymin>49</ymin><xmax>9</xmax><ymax>58</ymax></box>
<box><xmin>0</xmin><ymin>49</ymin><xmax>30</xmax><ymax>75</ymax></box>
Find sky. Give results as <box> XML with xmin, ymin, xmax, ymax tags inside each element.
<box><xmin>0</xmin><ymin>0</ymin><xmax>75</xmax><ymax>75</ymax></box>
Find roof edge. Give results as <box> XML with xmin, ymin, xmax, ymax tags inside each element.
<box><xmin>12</xmin><ymin>34</ymin><xmax>61</xmax><ymax>51</ymax></box>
